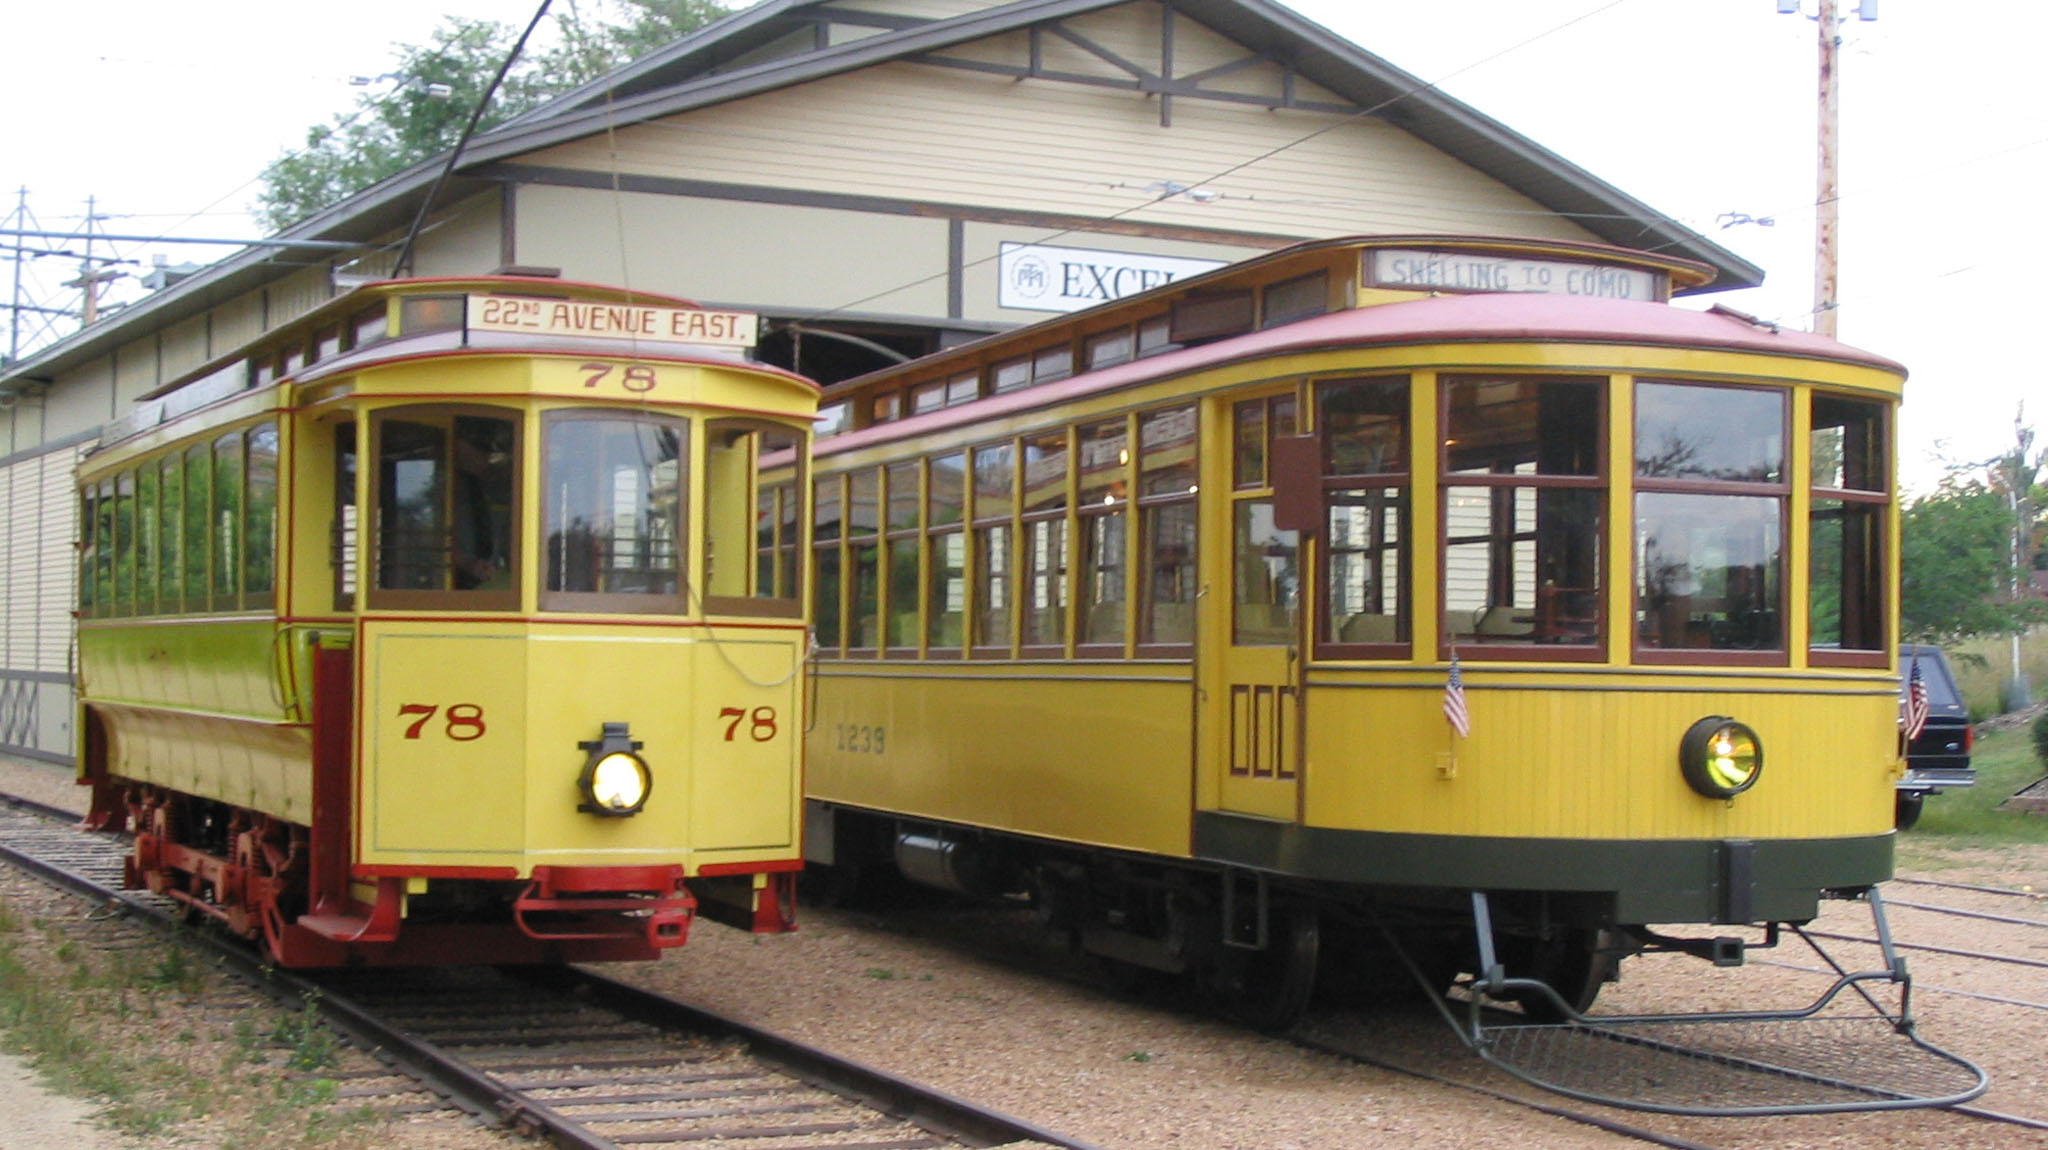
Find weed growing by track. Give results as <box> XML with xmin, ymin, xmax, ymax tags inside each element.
<box><xmin>0</xmin><ymin>877</ymin><xmax>394</xmax><ymax>1148</ymax></box>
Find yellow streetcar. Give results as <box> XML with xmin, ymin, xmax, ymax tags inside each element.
<box><xmin>76</xmin><ymin>275</ymin><xmax>815</xmax><ymax>966</ymax></box>
<box><xmin>798</xmin><ymin>235</ymin><xmax>1915</xmax><ymax>1034</ymax></box>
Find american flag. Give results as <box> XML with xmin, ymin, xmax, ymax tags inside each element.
<box><xmin>1902</xmin><ymin>655</ymin><xmax>1931</xmax><ymax>742</ymax></box>
<box><xmin>1444</xmin><ymin>649</ymin><xmax>1471</xmax><ymax>738</ymax></box>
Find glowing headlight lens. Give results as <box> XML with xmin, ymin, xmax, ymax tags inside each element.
<box><xmin>1680</xmin><ymin>717</ymin><xmax>1763</xmax><ymax>799</ymax></box>
<box><xmin>590</xmin><ymin>752</ymin><xmax>651</xmax><ymax>811</ymax></box>
<box><xmin>577</xmin><ymin>722</ymin><xmax>652</xmax><ymax>817</ymax></box>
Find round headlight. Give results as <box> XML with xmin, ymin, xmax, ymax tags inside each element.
<box><xmin>1680</xmin><ymin>717</ymin><xmax>1763</xmax><ymax>799</ymax></box>
<box><xmin>590</xmin><ymin>753</ymin><xmax>650</xmax><ymax>810</ymax></box>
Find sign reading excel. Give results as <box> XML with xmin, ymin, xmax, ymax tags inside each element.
<box><xmin>999</xmin><ymin>243</ymin><xmax>1226</xmax><ymax>313</ymax></box>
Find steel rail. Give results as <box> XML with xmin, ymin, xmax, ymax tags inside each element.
<box><xmin>0</xmin><ymin>789</ymin><xmax>1102</xmax><ymax>1150</ymax></box>
<box><xmin>522</xmin><ymin>965</ymin><xmax>1104</xmax><ymax>1150</ymax></box>
<box><xmin>1880</xmin><ymin>897</ymin><xmax>2048</xmax><ymax>930</ymax></box>
<box><xmin>1801</xmin><ymin>928</ymin><xmax>2048</xmax><ymax>971</ymax></box>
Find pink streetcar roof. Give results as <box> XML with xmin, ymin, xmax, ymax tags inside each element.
<box><xmin>819</xmin><ymin>292</ymin><xmax>1904</xmax><ymax>458</ymax></box>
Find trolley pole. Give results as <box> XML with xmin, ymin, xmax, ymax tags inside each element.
<box><xmin>1812</xmin><ymin>0</ymin><xmax>1840</xmax><ymax>338</ymax></box>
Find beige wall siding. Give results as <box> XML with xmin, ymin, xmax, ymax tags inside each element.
<box><xmin>46</xmin><ymin>357</ymin><xmax>113</xmax><ymax>440</ymax></box>
<box><xmin>514</xmin><ymin>185</ymin><xmax>949</xmax><ymax>316</ymax></box>
<box><xmin>264</xmin><ymin>266</ymin><xmax>332</xmax><ymax>334</ymax></box>
<box><xmin>161</xmin><ymin>314</ymin><xmax>210</xmax><ymax>385</ymax></box>
<box><xmin>0</xmin><ymin>443</ymin><xmax>82</xmax><ymax>675</ymax></box>
<box><xmin>210</xmin><ymin>292</ymin><xmax>264</xmax><ymax>357</ymax></box>
<box><xmin>114</xmin><ymin>336</ymin><xmax>158</xmax><ymax>407</ymax></box>
<box><xmin>412</xmin><ymin>193</ymin><xmax>503</xmax><ymax>278</ymax></box>
<box><xmin>520</xmin><ymin>61</ymin><xmax>1596</xmax><ymax>249</ymax></box>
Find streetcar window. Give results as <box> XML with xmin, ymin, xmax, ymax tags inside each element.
<box><xmin>1135</xmin><ymin>314</ymin><xmax>1177</xmax><ymax>358</ymax></box>
<box><xmin>814</xmin><ymin>475</ymin><xmax>843</xmax><ymax>649</ymax></box>
<box><xmin>1138</xmin><ymin>406</ymin><xmax>1198</xmax><ymax>649</ymax></box>
<box><xmin>1232</xmin><ymin>501</ymin><xmax>1298</xmax><ymax>645</ymax></box>
<box><xmin>244</xmin><ymin>423</ymin><xmax>278</xmax><ymax>609</ymax></box>
<box><xmin>1441</xmin><ymin>378</ymin><xmax>1604</xmax><ymax>653</ymax></box>
<box><xmin>1084</xmin><ymin>328</ymin><xmax>1133</xmax><ymax>370</ymax></box>
<box><xmin>1633</xmin><ymin>382</ymin><xmax>1787</xmax><ymax>660</ymax></box>
<box><xmin>1171</xmin><ymin>290</ymin><xmax>1254</xmax><ymax>345</ymax></box>
<box><xmin>1809</xmin><ymin>395</ymin><xmax>1887</xmax><ymax>659</ymax></box>
<box><xmin>847</xmin><ymin>468</ymin><xmax>881</xmax><ymax>650</ymax></box>
<box><xmin>816</xmin><ymin>402</ymin><xmax>850</xmax><ymax>439</ymax></box>
<box><xmin>992</xmin><ymin>356</ymin><xmax>1031</xmax><ymax>394</ymax></box>
<box><xmin>911</xmin><ymin>381</ymin><xmax>946</xmax><ymax>415</ymax></box>
<box><xmin>537</xmin><ymin>413</ymin><xmax>674</xmax><ymax>614</ymax></box>
<box><xmin>972</xmin><ymin>442</ymin><xmax>1015</xmax><ymax>652</ymax></box>
<box><xmin>158</xmin><ymin>454</ymin><xmax>184</xmax><ymax>613</ymax></box>
<box><xmin>871</xmin><ymin>392</ymin><xmax>899</xmax><ymax>424</ymax></box>
<box><xmin>1021</xmin><ymin>430</ymin><xmax>1069</xmax><ymax>651</ymax></box>
<box><xmin>399</xmin><ymin>295</ymin><xmax>464</xmax><ymax>336</ymax></box>
<box><xmin>1234</xmin><ymin>395</ymin><xmax>1296</xmax><ymax>489</ymax></box>
<box><xmin>1634</xmin><ymin>382</ymin><xmax>1783</xmax><ymax>483</ymax></box>
<box><xmin>1078</xmin><ymin>418</ymin><xmax>1131</xmax><ymax>651</ymax></box>
<box><xmin>182</xmin><ymin>445</ymin><xmax>210</xmax><ymax>608</ymax></box>
<box><xmin>135</xmin><ymin>464</ymin><xmax>159</xmax><ymax>617</ymax></box>
<box><xmin>349</xmin><ymin>303</ymin><xmax>388</xmax><ymax>350</ymax></box>
<box><xmin>212</xmin><ymin>432</ymin><xmax>242</xmax><ymax>610</ymax></box>
<box><xmin>370</xmin><ymin>411</ymin><xmax>520</xmax><ymax>610</ymax></box>
<box><xmin>113</xmin><ymin>471</ymin><xmax>135</xmax><ymax>615</ymax></box>
<box><xmin>705</xmin><ymin>419</ymin><xmax>805</xmax><ymax>618</ymax></box>
<box><xmin>313</xmin><ymin>325</ymin><xmax>342</xmax><ymax>364</ymax></box>
<box><xmin>1262</xmin><ymin>273</ymin><xmax>1327</xmax><ymax>329</ymax></box>
<box><xmin>332</xmin><ymin>422</ymin><xmax>357</xmax><ymax>611</ymax></box>
<box><xmin>883</xmin><ymin>460</ymin><xmax>920</xmax><ymax>650</ymax></box>
<box><xmin>928</xmin><ymin>452</ymin><xmax>967</xmax><ymax>652</ymax></box>
<box><xmin>1635</xmin><ymin>492</ymin><xmax>1782</xmax><ymax>651</ymax></box>
<box><xmin>1032</xmin><ymin>344</ymin><xmax>1073</xmax><ymax>385</ymax></box>
<box><xmin>1319</xmin><ymin>379</ymin><xmax>1409</xmax><ymax>653</ymax></box>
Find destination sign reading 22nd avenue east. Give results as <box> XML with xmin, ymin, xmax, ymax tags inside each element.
<box><xmin>469</xmin><ymin>294</ymin><xmax>759</xmax><ymax>349</ymax></box>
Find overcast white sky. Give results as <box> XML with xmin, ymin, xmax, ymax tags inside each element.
<box><xmin>3</xmin><ymin>1</ymin><xmax>2037</xmax><ymax>492</ymax></box>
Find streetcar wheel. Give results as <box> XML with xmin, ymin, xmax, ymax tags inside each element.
<box><xmin>1497</xmin><ymin>927</ymin><xmax>1616</xmax><ymax>1021</ymax></box>
<box><xmin>1221</xmin><ymin>906</ymin><xmax>1320</xmax><ymax>1031</ymax></box>
<box><xmin>1894</xmin><ymin>791</ymin><xmax>1925</xmax><ymax>831</ymax></box>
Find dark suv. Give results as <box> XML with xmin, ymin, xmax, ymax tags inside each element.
<box><xmin>1896</xmin><ymin>644</ymin><xmax>1975</xmax><ymax>829</ymax></box>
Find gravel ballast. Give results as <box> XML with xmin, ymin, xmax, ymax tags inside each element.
<box><xmin>4</xmin><ymin>753</ymin><xmax>2043</xmax><ymax>1148</ymax></box>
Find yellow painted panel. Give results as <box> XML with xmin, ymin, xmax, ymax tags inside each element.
<box><xmin>95</xmin><ymin>704</ymin><xmax>312</xmax><ymax>824</ymax></box>
<box><xmin>363</xmin><ymin>629</ymin><xmax>528</xmax><ymax>857</ymax></box>
<box><xmin>688</xmin><ymin>636</ymin><xmax>801</xmax><ymax>852</ymax></box>
<box><xmin>1302</xmin><ymin>681</ymin><xmax>1898</xmax><ymax>841</ymax></box>
<box><xmin>810</xmin><ymin>669</ymin><xmax>1195</xmax><ymax>858</ymax></box>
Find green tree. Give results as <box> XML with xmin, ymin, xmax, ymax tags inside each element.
<box><xmin>256</xmin><ymin>1</ymin><xmax>730</xmax><ymax>232</ymax></box>
<box><xmin>1902</xmin><ymin>408</ymin><xmax>2048</xmax><ymax>645</ymax></box>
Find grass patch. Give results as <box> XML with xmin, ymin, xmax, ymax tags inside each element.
<box><xmin>0</xmin><ymin>881</ymin><xmax>431</xmax><ymax>1148</ymax></box>
<box><xmin>1947</xmin><ymin>626</ymin><xmax>2048</xmax><ymax>718</ymax></box>
<box><xmin>1898</xmin><ymin>725</ymin><xmax>2048</xmax><ymax>858</ymax></box>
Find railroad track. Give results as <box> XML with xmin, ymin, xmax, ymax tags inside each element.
<box><xmin>0</xmin><ymin>792</ymin><xmax>1097</xmax><ymax>1150</ymax></box>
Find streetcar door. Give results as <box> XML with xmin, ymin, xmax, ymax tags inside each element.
<box><xmin>1202</xmin><ymin>392</ymin><xmax>1306</xmax><ymax>822</ymax></box>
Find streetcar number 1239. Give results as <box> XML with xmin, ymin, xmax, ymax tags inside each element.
<box><xmin>834</xmin><ymin>724</ymin><xmax>885</xmax><ymax>754</ymax></box>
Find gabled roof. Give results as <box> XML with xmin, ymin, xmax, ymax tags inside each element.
<box><xmin>5</xmin><ymin>0</ymin><xmax>1761</xmax><ymax>389</ymax></box>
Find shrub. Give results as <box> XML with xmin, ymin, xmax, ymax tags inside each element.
<box><xmin>2033</xmin><ymin>709</ymin><xmax>2048</xmax><ymax>769</ymax></box>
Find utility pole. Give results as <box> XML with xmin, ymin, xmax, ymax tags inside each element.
<box><xmin>6</xmin><ymin>188</ymin><xmax>26</xmax><ymax>364</ymax></box>
<box><xmin>1784</xmin><ymin>0</ymin><xmax>1876</xmax><ymax>338</ymax></box>
<box><xmin>61</xmin><ymin>197</ymin><xmax>121</xmax><ymax>329</ymax></box>
<box><xmin>1812</xmin><ymin>0</ymin><xmax>1840</xmax><ymax>338</ymax></box>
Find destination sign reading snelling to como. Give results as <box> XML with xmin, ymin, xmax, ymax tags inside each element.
<box><xmin>1368</xmin><ymin>250</ymin><xmax>1663</xmax><ymax>301</ymax></box>
<box><xmin>468</xmin><ymin>294</ymin><xmax>759</xmax><ymax>348</ymax></box>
